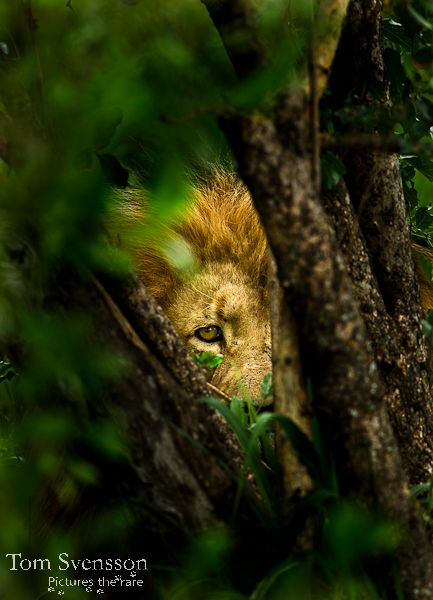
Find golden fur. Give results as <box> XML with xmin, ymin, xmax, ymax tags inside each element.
<box><xmin>116</xmin><ymin>172</ymin><xmax>272</xmax><ymax>405</ymax></box>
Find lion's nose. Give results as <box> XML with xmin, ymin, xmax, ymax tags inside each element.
<box><xmin>210</xmin><ymin>353</ymin><xmax>273</xmax><ymax>408</ymax></box>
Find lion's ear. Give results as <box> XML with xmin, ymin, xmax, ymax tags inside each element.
<box><xmin>107</xmin><ymin>187</ymin><xmax>195</xmax><ymax>306</ymax></box>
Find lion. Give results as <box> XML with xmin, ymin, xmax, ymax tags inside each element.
<box><xmin>120</xmin><ymin>172</ymin><xmax>272</xmax><ymax>407</ymax></box>
<box><xmin>114</xmin><ymin>172</ymin><xmax>433</xmax><ymax>408</ymax></box>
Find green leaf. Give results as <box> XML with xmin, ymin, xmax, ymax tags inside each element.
<box><xmin>415</xmin><ymin>206</ymin><xmax>433</xmax><ymax>229</ymax></box>
<box><xmin>406</xmin><ymin>157</ymin><xmax>433</xmax><ymax>182</ymax></box>
<box><xmin>230</xmin><ymin>398</ymin><xmax>248</xmax><ymax>428</ymax></box>
<box><xmin>321</xmin><ymin>151</ymin><xmax>346</xmax><ymax>191</ymax></box>
<box><xmin>408</xmin><ymin>5</ymin><xmax>433</xmax><ymax>31</ymax></box>
<box><xmin>251</xmin><ymin>559</ymin><xmax>300</xmax><ymax>600</ymax></box>
<box><xmin>260</xmin><ymin>372</ymin><xmax>273</xmax><ymax>403</ymax></box>
<box><xmin>383</xmin><ymin>19</ymin><xmax>412</xmax><ymax>51</ymax></box>
<box><xmin>384</xmin><ymin>48</ymin><xmax>407</xmax><ymax>99</ymax></box>
<box><xmin>323</xmin><ymin>502</ymin><xmax>400</xmax><ymax>569</ymax></box>
<box><xmin>199</xmin><ymin>396</ymin><xmax>276</xmax><ymax>521</ymax></box>
<box><xmin>192</xmin><ymin>351</ymin><xmax>223</xmax><ymax>370</ymax></box>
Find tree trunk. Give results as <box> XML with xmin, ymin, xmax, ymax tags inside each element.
<box><xmin>2</xmin><ymin>243</ymin><xmax>246</xmax><ymax>541</ymax></box>
<box><xmin>202</xmin><ymin>0</ymin><xmax>433</xmax><ymax>597</ymax></box>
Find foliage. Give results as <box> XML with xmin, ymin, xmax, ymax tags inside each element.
<box><xmin>197</xmin><ymin>392</ymin><xmax>399</xmax><ymax>600</ymax></box>
<box><xmin>320</xmin><ymin>1</ymin><xmax>433</xmax><ymax>254</ymax></box>
<box><xmin>0</xmin><ymin>1</ymin><xmax>432</xmax><ymax>599</ymax></box>
<box><xmin>383</xmin><ymin>2</ymin><xmax>433</xmax><ymax>247</ymax></box>
<box><xmin>193</xmin><ymin>351</ymin><xmax>224</xmax><ymax>371</ymax></box>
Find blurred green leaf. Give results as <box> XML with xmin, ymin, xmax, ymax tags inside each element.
<box><xmin>193</xmin><ymin>351</ymin><xmax>223</xmax><ymax>371</ymax></box>
<box><xmin>323</xmin><ymin>502</ymin><xmax>400</xmax><ymax>570</ymax></box>
<box><xmin>321</xmin><ymin>151</ymin><xmax>346</xmax><ymax>191</ymax></box>
<box><xmin>415</xmin><ymin>206</ymin><xmax>433</xmax><ymax>229</ymax></box>
<box><xmin>260</xmin><ymin>372</ymin><xmax>273</xmax><ymax>403</ymax></box>
<box><xmin>383</xmin><ymin>18</ymin><xmax>412</xmax><ymax>51</ymax></box>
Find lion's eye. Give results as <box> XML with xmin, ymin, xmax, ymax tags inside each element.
<box><xmin>195</xmin><ymin>325</ymin><xmax>223</xmax><ymax>343</ymax></box>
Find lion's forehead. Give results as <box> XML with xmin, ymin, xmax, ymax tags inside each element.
<box><xmin>167</xmin><ymin>263</ymin><xmax>269</xmax><ymax>337</ymax></box>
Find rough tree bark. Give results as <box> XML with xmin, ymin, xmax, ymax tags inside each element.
<box><xmin>329</xmin><ymin>0</ymin><xmax>433</xmax><ymax>484</ymax></box>
<box><xmin>201</xmin><ymin>0</ymin><xmax>433</xmax><ymax>597</ymax></box>
<box><xmin>268</xmin><ymin>252</ymin><xmax>312</xmax><ymax>507</ymax></box>
<box><xmin>2</xmin><ymin>239</ymin><xmax>247</xmax><ymax>540</ymax></box>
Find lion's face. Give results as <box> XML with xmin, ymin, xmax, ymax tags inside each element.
<box><xmin>164</xmin><ymin>261</ymin><xmax>272</xmax><ymax>406</ymax></box>
<box><xmin>128</xmin><ymin>172</ymin><xmax>272</xmax><ymax>405</ymax></box>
